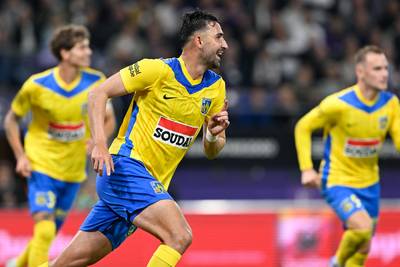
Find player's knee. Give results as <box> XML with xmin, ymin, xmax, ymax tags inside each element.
<box><xmin>168</xmin><ymin>228</ymin><xmax>193</xmax><ymax>253</ymax></box>
<box><xmin>351</xmin><ymin>217</ymin><xmax>373</xmax><ymax>231</ymax></box>
<box><xmin>347</xmin><ymin>212</ymin><xmax>373</xmax><ymax>231</ymax></box>
<box><xmin>35</xmin><ymin>220</ymin><xmax>56</xmax><ymax>242</ymax></box>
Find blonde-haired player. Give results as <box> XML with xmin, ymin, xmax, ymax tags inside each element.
<box><xmin>295</xmin><ymin>45</ymin><xmax>400</xmax><ymax>267</ymax></box>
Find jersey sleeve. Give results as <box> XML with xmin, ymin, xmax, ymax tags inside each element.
<box><xmin>119</xmin><ymin>59</ymin><xmax>166</xmax><ymax>93</ymax></box>
<box><xmin>295</xmin><ymin>95</ymin><xmax>341</xmax><ymax>170</ymax></box>
<box><xmin>389</xmin><ymin>96</ymin><xmax>400</xmax><ymax>151</ymax></box>
<box><xmin>206</xmin><ymin>78</ymin><xmax>226</xmax><ymax>120</ymax></box>
<box><xmin>11</xmin><ymin>77</ymin><xmax>34</xmax><ymax>117</ymax></box>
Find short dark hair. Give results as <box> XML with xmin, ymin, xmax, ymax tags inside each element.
<box><xmin>50</xmin><ymin>24</ymin><xmax>90</xmax><ymax>61</ymax></box>
<box><xmin>179</xmin><ymin>10</ymin><xmax>219</xmax><ymax>47</ymax></box>
<box><xmin>354</xmin><ymin>45</ymin><xmax>385</xmax><ymax>64</ymax></box>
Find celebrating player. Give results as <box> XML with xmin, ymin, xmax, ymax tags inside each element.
<box><xmin>295</xmin><ymin>45</ymin><xmax>400</xmax><ymax>267</ymax></box>
<box><xmin>4</xmin><ymin>25</ymin><xmax>115</xmax><ymax>267</ymax></box>
<box><xmin>43</xmin><ymin>9</ymin><xmax>229</xmax><ymax>267</ymax></box>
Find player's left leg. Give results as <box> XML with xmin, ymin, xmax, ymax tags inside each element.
<box><xmin>344</xmin><ymin>184</ymin><xmax>379</xmax><ymax>267</ymax></box>
<box><xmin>344</xmin><ymin>186</ymin><xmax>379</xmax><ymax>267</ymax></box>
<box><xmin>334</xmin><ymin>210</ymin><xmax>373</xmax><ymax>266</ymax></box>
<box><xmin>324</xmin><ymin>184</ymin><xmax>378</xmax><ymax>267</ymax></box>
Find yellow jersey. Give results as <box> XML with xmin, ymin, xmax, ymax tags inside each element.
<box><xmin>109</xmin><ymin>57</ymin><xmax>226</xmax><ymax>189</ymax></box>
<box><xmin>11</xmin><ymin>66</ymin><xmax>105</xmax><ymax>183</ymax></box>
<box><xmin>295</xmin><ymin>85</ymin><xmax>400</xmax><ymax>188</ymax></box>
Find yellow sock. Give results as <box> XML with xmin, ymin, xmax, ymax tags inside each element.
<box><xmin>15</xmin><ymin>240</ymin><xmax>31</xmax><ymax>267</ymax></box>
<box><xmin>346</xmin><ymin>252</ymin><xmax>368</xmax><ymax>267</ymax></box>
<box><xmin>28</xmin><ymin>220</ymin><xmax>56</xmax><ymax>267</ymax></box>
<box><xmin>147</xmin><ymin>244</ymin><xmax>182</xmax><ymax>267</ymax></box>
<box><xmin>335</xmin><ymin>229</ymin><xmax>371</xmax><ymax>266</ymax></box>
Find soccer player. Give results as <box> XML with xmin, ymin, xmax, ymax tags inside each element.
<box><xmin>4</xmin><ymin>25</ymin><xmax>115</xmax><ymax>267</ymax></box>
<box><xmin>295</xmin><ymin>45</ymin><xmax>400</xmax><ymax>267</ymax></box>
<box><xmin>40</xmin><ymin>10</ymin><xmax>229</xmax><ymax>267</ymax></box>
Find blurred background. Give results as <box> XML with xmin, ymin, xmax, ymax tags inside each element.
<box><xmin>1</xmin><ymin>0</ymin><xmax>400</xmax><ymax>266</ymax></box>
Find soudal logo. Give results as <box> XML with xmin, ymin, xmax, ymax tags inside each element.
<box><xmin>153</xmin><ymin>117</ymin><xmax>198</xmax><ymax>149</ymax></box>
<box><xmin>344</xmin><ymin>138</ymin><xmax>381</xmax><ymax>158</ymax></box>
<box><xmin>48</xmin><ymin>122</ymin><xmax>85</xmax><ymax>142</ymax></box>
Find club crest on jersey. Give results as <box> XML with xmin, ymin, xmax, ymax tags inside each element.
<box><xmin>201</xmin><ymin>98</ymin><xmax>212</xmax><ymax>115</ymax></box>
<box><xmin>344</xmin><ymin>138</ymin><xmax>381</xmax><ymax>158</ymax></box>
<box><xmin>379</xmin><ymin>116</ymin><xmax>388</xmax><ymax>130</ymax></box>
<box><xmin>153</xmin><ymin>117</ymin><xmax>198</xmax><ymax>149</ymax></box>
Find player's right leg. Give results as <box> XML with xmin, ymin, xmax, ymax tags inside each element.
<box><xmin>14</xmin><ymin>172</ymin><xmax>58</xmax><ymax>267</ymax></box>
<box><xmin>133</xmin><ymin>199</ymin><xmax>192</xmax><ymax>267</ymax></box>
<box><xmin>30</xmin><ymin>212</ymin><xmax>57</xmax><ymax>267</ymax></box>
<box><xmin>48</xmin><ymin>199</ymin><xmax>124</xmax><ymax>267</ymax></box>
<box><xmin>49</xmin><ymin>230</ymin><xmax>112</xmax><ymax>267</ymax></box>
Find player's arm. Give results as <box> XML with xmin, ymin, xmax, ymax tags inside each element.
<box><xmin>389</xmin><ymin>97</ymin><xmax>400</xmax><ymax>151</ymax></box>
<box><xmin>87</xmin><ymin>99</ymin><xmax>116</xmax><ymax>155</ymax></box>
<box><xmin>294</xmin><ymin>97</ymin><xmax>338</xmax><ymax>188</ymax></box>
<box><xmin>104</xmin><ymin>100</ymin><xmax>116</xmax><ymax>139</ymax></box>
<box><xmin>4</xmin><ymin>80</ymin><xmax>33</xmax><ymax>178</ymax></box>
<box><xmin>89</xmin><ymin>59</ymin><xmax>164</xmax><ymax>175</ymax></box>
<box><xmin>88</xmin><ymin>72</ymin><xmax>126</xmax><ymax>175</ymax></box>
<box><xmin>203</xmin><ymin>100</ymin><xmax>229</xmax><ymax>159</ymax></box>
<box><xmin>4</xmin><ymin>110</ymin><xmax>31</xmax><ymax>178</ymax></box>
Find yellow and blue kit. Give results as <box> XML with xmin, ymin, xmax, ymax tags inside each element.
<box><xmin>12</xmin><ymin>66</ymin><xmax>105</xmax><ymax>227</ymax></box>
<box><xmin>81</xmin><ymin>57</ymin><xmax>226</xmax><ymax>249</ymax></box>
<box><xmin>295</xmin><ymin>85</ymin><xmax>400</xmax><ymax>221</ymax></box>
<box><xmin>12</xmin><ymin>66</ymin><xmax>105</xmax><ymax>182</ymax></box>
<box><xmin>109</xmin><ymin>57</ymin><xmax>226</xmax><ymax>188</ymax></box>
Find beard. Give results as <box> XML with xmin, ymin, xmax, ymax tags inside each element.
<box><xmin>205</xmin><ymin>54</ymin><xmax>221</xmax><ymax>69</ymax></box>
<box><xmin>210</xmin><ymin>58</ymin><xmax>220</xmax><ymax>69</ymax></box>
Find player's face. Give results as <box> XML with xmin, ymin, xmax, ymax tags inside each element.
<box><xmin>64</xmin><ymin>38</ymin><xmax>92</xmax><ymax>68</ymax></box>
<box><xmin>359</xmin><ymin>53</ymin><xmax>389</xmax><ymax>91</ymax></box>
<box><xmin>200</xmin><ymin>22</ymin><xmax>228</xmax><ymax>68</ymax></box>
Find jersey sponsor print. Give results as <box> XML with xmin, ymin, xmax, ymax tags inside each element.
<box><xmin>48</xmin><ymin>122</ymin><xmax>85</xmax><ymax>142</ymax></box>
<box><xmin>344</xmin><ymin>138</ymin><xmax>381</xmax><ymax>158</ymax></box>
<box><xmin>153</xmin><ymin>117</ymin><xmax>198</xmax><ymax>149</ymax></box>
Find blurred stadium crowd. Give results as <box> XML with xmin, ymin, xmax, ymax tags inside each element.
<box><xmin>0</xmin><ymin>0</ymin><xmax>400</xmax><ymax>207</ymax></box>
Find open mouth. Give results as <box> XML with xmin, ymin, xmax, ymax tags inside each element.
<box><xmin>217</xmin><ymin>50</ymin><xmax>224</xmax><ymax>59</ymax></box>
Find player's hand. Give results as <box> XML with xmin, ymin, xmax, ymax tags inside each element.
<box><xmin>91</xmin><ymin>143</ymin><xmax>114</xmax><ymax>176</ymax></box>
<box><xmin>207</xmin><ymin>100</ymin><xmax>230</xmax><ymax>136</ymax></box>
<box><xmin>301</xmin><ymin>169</ymin><xmax>321</xmax><ymax>189</ymax></box>
<box><xmin>16</xmin><ymin>154</ymin><xmax>31</xmax><ymax>178</ymax></box>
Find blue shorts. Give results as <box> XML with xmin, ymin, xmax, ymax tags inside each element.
<box><xmin>80</xmin><ymin>155</ymin><xmax>173</xmax><ymax>249</ymax></box>
<box><xmin>28</xmin><ymin>171</ymin><xmax>80</xmax><ymax>229</ymax></box>
<box><xmin>322</xmin><ymin>181</ymin><xmax>380</xmax><ymax>223</ymax></box>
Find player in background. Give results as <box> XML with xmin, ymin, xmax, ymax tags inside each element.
<box><xmin>40</xmin><ymin>9</ymin><xmax>229</xmax><ymax>267</ymax></box>
<box><xmin>295</xmin><ymin>45</ymin><xmax>400</xmax><ymax>267</ymax></box>
<box><xmin>4</xmin><ymin>25</ymin><xmax>115</xmax><ymax>267</ymax></box>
